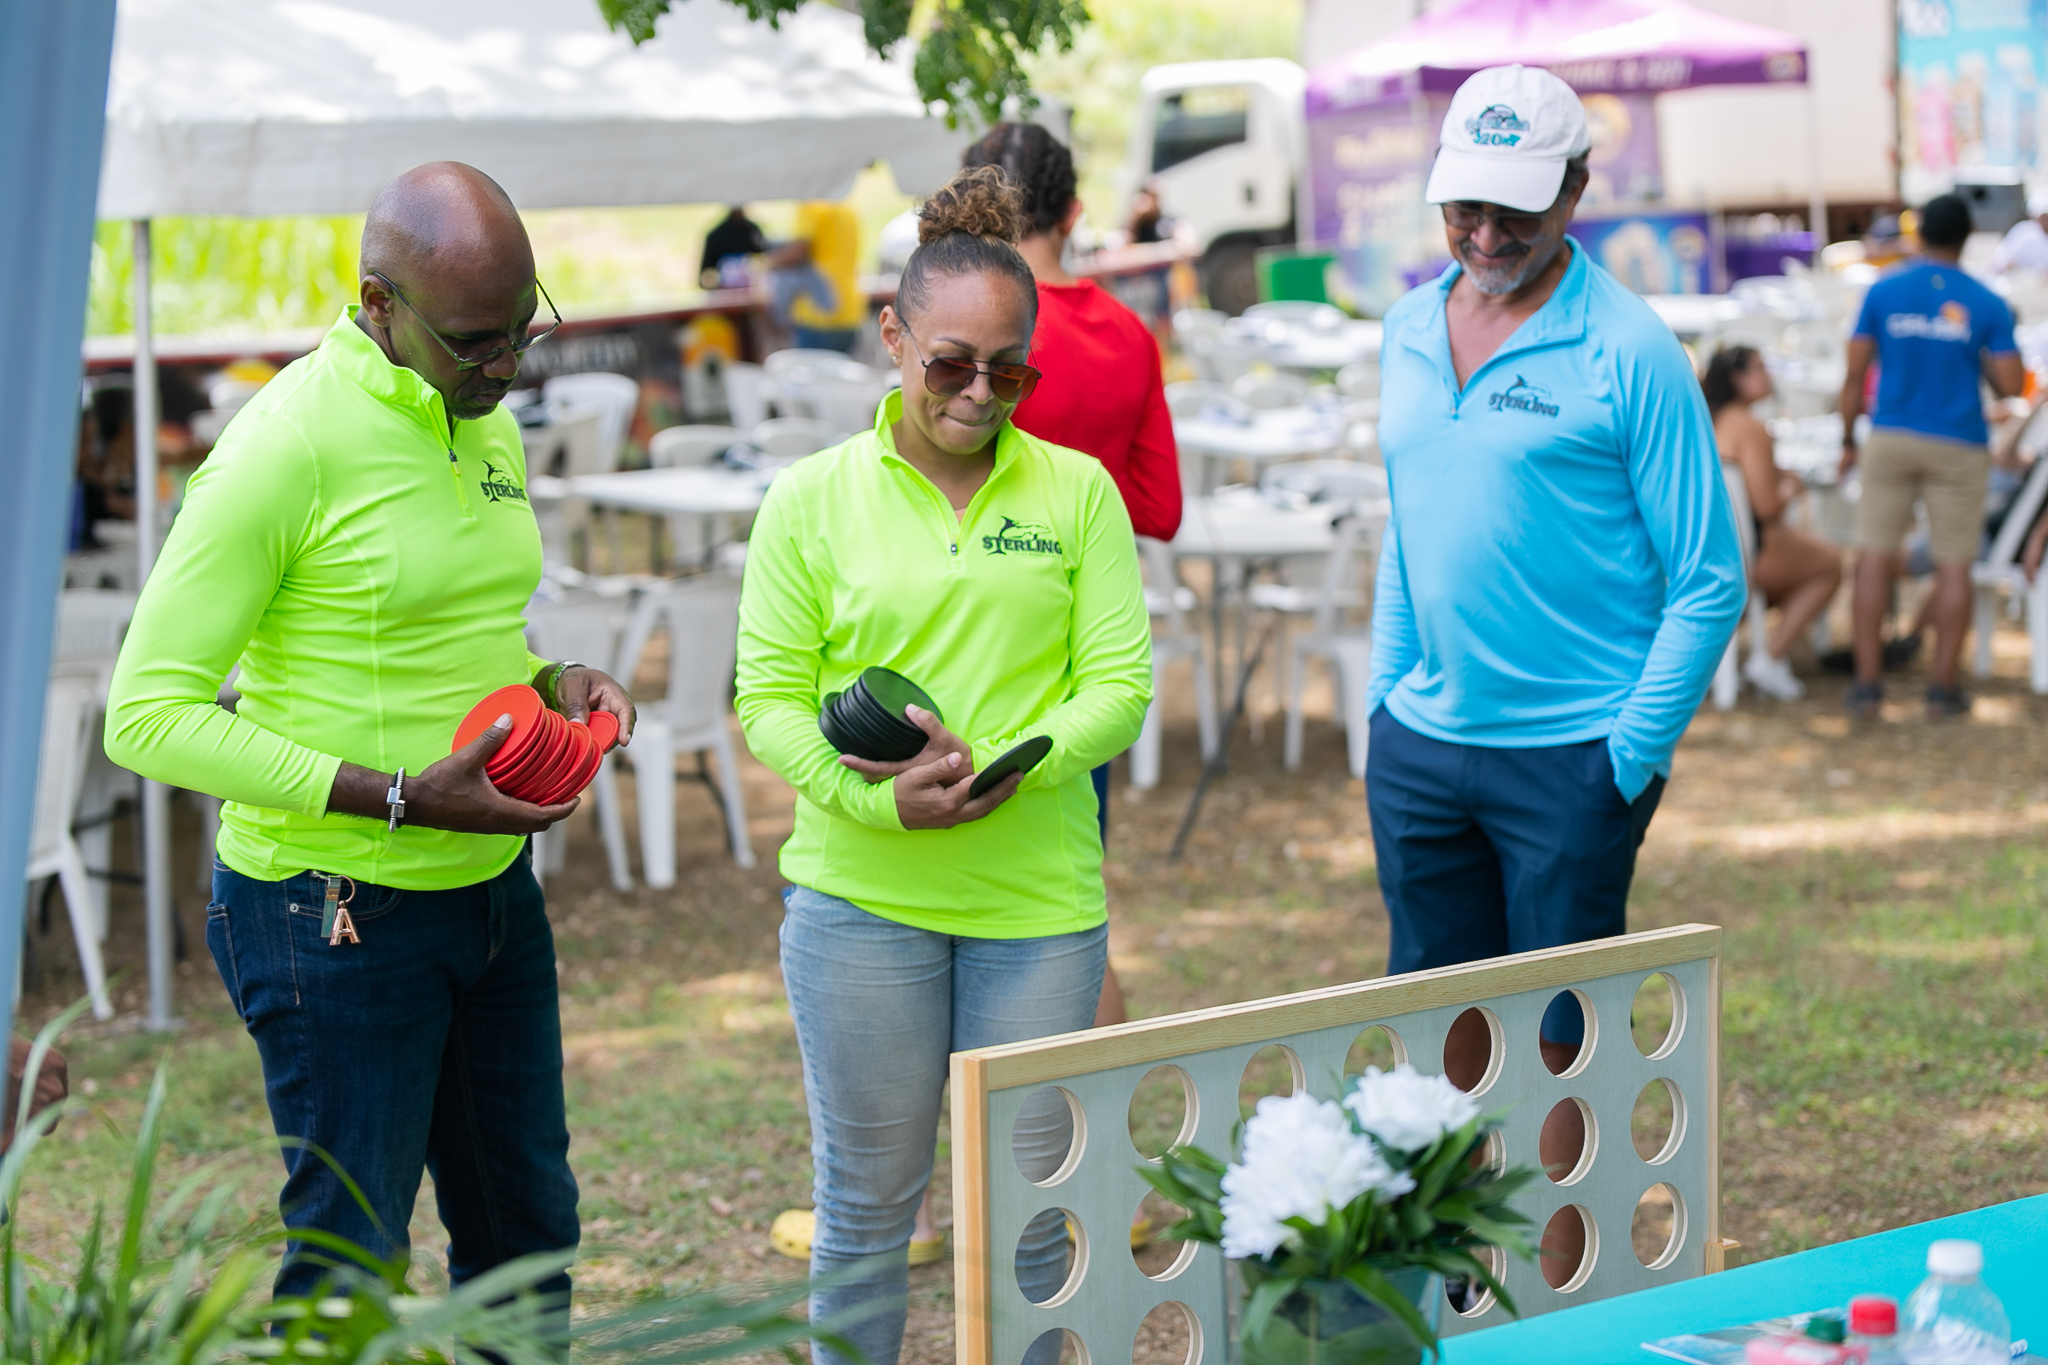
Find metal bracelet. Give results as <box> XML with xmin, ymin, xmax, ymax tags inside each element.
<box><xmin>386</xmin><ymin>767</ymin><xmax>407</xmax><ymax>831</ymax></box>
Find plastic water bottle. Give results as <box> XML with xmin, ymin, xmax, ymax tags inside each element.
<box><xmin>1849</xmin><ymin>1295</ymin><xmax>1903</xmax><ymax>1365</ymax></box>
<box><xmin>1901</xmin><ymin>1240</ymin><xmax>2010</xmax><ymax>1364</ymax></box>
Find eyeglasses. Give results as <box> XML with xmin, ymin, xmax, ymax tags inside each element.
<box><xmin>1441</xmin><ymin>202</ymin><xmax>1551</xmax><ymax>240</ymax></box>
<box><xmin>903</xmin><ymin>330</ymin><xmax>1040</xmax><ymax>404</ymax></box>
<box><xmin>368</xmin><ymin>272</ymin><xmax>562</xmax><ymax>372</ymax></box>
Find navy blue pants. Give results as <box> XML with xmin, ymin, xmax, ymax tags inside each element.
<box><xmin>206</xmin><ymin>851</ymin><xmax>579</xmax><ymax>1307</ymax></box>
<box><xmin>1365</xmin><ymin>708</ymin><xmax>1664</xmax><ymax>1044</ymax></box>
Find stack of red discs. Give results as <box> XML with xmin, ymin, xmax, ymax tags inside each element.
<box><xmin>452</xmin><ymin>684</ymin><xmax>620</xmax><ymax>806</ymax></box>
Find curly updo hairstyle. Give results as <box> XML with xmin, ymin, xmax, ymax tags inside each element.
<box><xmin>962</xmin><ymin>122</ymin><xmax>1078</xmax><ymax>237</ymax></box>
<box><xmin>896</xmin><ymin>165</ymin><xmax>1040</xmax><ymax>327</ymax></box>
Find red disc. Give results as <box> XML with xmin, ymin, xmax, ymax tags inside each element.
<box><xmin>505</xmin><ymin>712</ymin><xmax>568</xmax><ymax>803</ymax></box>
<box><xmin>539</xmin><ymin>724</ymin><xmax>600</xmax><ymax>806</ymax></box>
<box><xmin>585</xmin><ymin>709</ymin><xmax>620</xmax><ymax>754</ymax></box>
<box><xmin>455</xmin><ymin>685</ymin><xmax>545</xmax><ymax>767</ymax></box>
<box><xmin>520</xmin><ymin>712</ymin><xmax>584</xmax><ymax>804</ymax></box>
<box><xmin>493</xmin><ymin>711</ymin><xmax>561</xmax><ymax>795</ymax></box>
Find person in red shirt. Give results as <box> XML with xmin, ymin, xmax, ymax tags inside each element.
<box><xmin>966</xmin><ymin>124</ymin><xmax>1183</xmax><ymax>544</ymax></box>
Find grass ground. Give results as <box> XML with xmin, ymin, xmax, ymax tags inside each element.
<box><xmin>13</xmin><ymin>612</ymin><xmax>2048</xmax><ymax>1361</ymax></box>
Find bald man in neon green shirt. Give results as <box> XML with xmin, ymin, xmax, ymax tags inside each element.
<box><xmin>106</xmin><ymin>163</ymin><xmax>632</xmax><ymax>1314</ymax></box>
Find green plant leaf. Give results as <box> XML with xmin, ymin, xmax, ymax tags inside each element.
<box><xmin>1339</xmin><ymin>1264</ymin><xmax>1441</xmax><ymax>1357</ymax></box>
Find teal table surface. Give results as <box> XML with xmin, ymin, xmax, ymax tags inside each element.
<box><xmin>1443</xmin><ymin>1195</ymin><xmax>2047</xmax><ymax>1364</ymax></box>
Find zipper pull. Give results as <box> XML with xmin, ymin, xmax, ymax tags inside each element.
<box><xmin>447</xmin><ymin>448</ymin><xmax>472</xmax><ymax>512</ymax></box>
<box><xmin>950</xmin><ymin>542</ymin><xmax>958</xmax><ymax>556</ymax></box>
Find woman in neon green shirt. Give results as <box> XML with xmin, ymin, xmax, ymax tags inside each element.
<box><xmin>735</xmin><ymin>168</ymin><xmax>1152</xmax><ymax>1365</ymax></box>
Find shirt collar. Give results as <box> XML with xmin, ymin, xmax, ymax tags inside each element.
<box><xmin>325</xmin><ymin>305</ymin><xmax>450</xmax><ymax>423</ymax></box>
<box><xmin>1399</xmin><ymin>238</ymin><xmax>1590</xmax><ymax>367</ymax></box>
<box><xmin>869</xmin><ymin>386</ymin><xmax>1023</xmax><ymax>479</ymax></box>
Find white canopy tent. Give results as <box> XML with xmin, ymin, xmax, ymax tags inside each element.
<box><xmin>101</xmin><ymin>0</ymin><xmax>969</xmax><ymax>1029</ymax></box>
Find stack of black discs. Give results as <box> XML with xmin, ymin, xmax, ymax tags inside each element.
<box><xmin>820</xmin><ymin>666</ymin><xmax>942</xmax><ymax>762</ymax></box>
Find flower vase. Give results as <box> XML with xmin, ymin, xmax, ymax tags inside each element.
<box><xmin>1236</xmin><ymin>1268</ymin><xmax>1444</xmax><ymax>1365</ymax></box>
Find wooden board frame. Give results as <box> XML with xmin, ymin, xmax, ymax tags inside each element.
<box><xmin>950</xmin><ymin>925</ymin><xmax>1722</xmax><ymax>1365</ymax></box>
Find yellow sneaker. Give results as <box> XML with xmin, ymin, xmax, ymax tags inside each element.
<box><xmin>909</xmin><ymin>1231</ymin><xmax>948</xmax><ymax>1266</ymax></box>
<box><xmin>769</xmin><ymin>1208</ymin><xmax>814</xmax><ymax>1261</ymax></box>
<box><xmin>1130</xmin><ymin>1215</ymin><xmax>1154</xmax><ymax>1250</ymax></box>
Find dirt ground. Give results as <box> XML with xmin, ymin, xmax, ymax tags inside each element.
<box><xmin>14</xmin><ymin>607</ymin><xmax>2048</xmax><ymax>1363</ymax></box>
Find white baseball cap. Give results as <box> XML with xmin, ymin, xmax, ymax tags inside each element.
<box><xmin>1425</xmin><ymin>65</ymin><xmax>1592</xmax><ymax>213</ymax></box>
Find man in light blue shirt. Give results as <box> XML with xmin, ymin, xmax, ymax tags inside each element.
<box><xmin>1367</xmin><ymin>65</ymin><xmax>1744</xmax><ymax>1285</ymax></box>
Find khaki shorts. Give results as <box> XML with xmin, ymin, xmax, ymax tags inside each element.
<box><xmin>1853</xmin><ymin>428</ymin><xmax>1991</xmax><ymax>564</ymax></box>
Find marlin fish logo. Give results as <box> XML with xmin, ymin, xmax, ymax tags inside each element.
<box><xmin>1486</xmin><ymin>375</ymin><xmax>1560</xmax><ymax>417</ymax></box>
<box><xmin>1466</xmin><ymin>103</ymin><xmax>1530</xmax><ymax>147</ymax></box>
<box><xmin>982</xmin><ymin>516</ymin><xmax>1062</xmax><ymax>556</ymax></box>
<box><xmin>478</xmin><ymin>459</ymin><xmax>529</xmax><ymax>504</ymax></box>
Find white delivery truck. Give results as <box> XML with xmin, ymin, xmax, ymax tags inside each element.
<box><xmin>1124</xmin><ymin>58</ymin><xmax>1312</xmax><ymax>315</ymax></box>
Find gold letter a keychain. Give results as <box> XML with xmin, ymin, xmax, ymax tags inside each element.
<box><xmin>319</xmin><ymin>873</ymin><xmax>360</xmax><ymax>946</ymax></box>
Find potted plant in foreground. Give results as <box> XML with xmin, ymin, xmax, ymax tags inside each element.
<box><xmin>1139</xmin><ymin>1064</ymin><xmax>1542</xmax><ymax>1365</ymax></box>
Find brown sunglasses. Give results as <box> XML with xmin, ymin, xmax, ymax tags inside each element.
<box><xmin>904</xmin><ymin>330</ymin><xmax>1040</xmax><ymax>404</ymax></box>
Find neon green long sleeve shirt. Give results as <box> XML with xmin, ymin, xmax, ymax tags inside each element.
<box><xmin>105</xmin><ymin>310</ymin><xmax>551</xmax><ymax>890</ymax></box>
<box><xmin>735</xmin><ymin>390</ymin><xmax>1154</xmax><ymax>938</ymax></box>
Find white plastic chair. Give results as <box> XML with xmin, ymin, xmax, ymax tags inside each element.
<box><xmin>1130</xmin><ymin>539</ymin><xmax>1218</xmax><ymax>790</ymax></box>
<box><xmin>53</xmin><ymin>591</ymin><xmax>138</xmax><ymax>936</ymax></box>
<box><xmin>1231</xmin><ymin>371</ymin><xmax>1312</xmax><ymax>410</ymax></box>
<box><xmin>752</xmin><ymin>418</ymin><xmax>842</xmax><ymax>463</ymax></box>
<box><xmin>1711</xmin><ymin>461</ymin><xmax>1771</xmax><ymax>710</ymax></box>
<box><xmin>1971</xmin><ymin>449</ymin><xmax>2048</xmax><ymax>691</ymax></box>
<box><xmin>723</xmin><ymin>362</ymin><xmax>771</xmax><ymax>431</ymax></box>
<box><xmin>532</xmin><ymin>410</ymin><xmax>610</xmax><ymax>570</ymax></box>
<box><xmin>543</xmin><ymin>372</ymin><xmax>639</xmax><ymax>470</ymax></box>
<box><xmin>1242</xmin><ymin>301</ymin><xmax>1348</xmax><ymax>331</ymax></box>
<box><xmin>648</xmin><ymin>425</ymin><xmax>746</xmax><ymax>468</ymax></box>
<box><xmin>1335</xmin><ymin>361</ymin><xmax>1380</xmax><ymax>400</ymax></box>
<box><xmin>524</xmin><ymin>589</ymin><xmax>634</xmax><ymax>890</ymax></box>
<box><xmin>53</xmin><ymin>589</ymin><xmax>136</xmax><ymax>695</ymax></box>
<box><xmin>28</xmin><ymin>669</ymin><xmax>114</xmax><ymax>1020</ymax></box>
<box><xmin>614</xmin><ymin>576</ymin><xmax>756</xmax><ymax>886</ymax></box>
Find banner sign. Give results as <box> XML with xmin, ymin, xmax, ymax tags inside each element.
<box><xmin>1897</xmin><ymin>0</ymin><xmax>2048</xmax><ymax>202</ymax></box>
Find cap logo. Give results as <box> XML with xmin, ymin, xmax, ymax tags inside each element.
<box><xmin>1466</xmin><ymin>104</ymin><xmax>1530</xmax><ymax>147</ymax></box>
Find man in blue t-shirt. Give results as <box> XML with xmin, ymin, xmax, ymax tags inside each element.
<box><xmin>1840</xmin><ymin>193</ymin><xmax>2023</xmax><ymax>717</ymax></box>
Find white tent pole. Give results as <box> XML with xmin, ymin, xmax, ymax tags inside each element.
<box><xmin>131</xmin><ymin>218</ymin><xmax>177</xmax><ymax>1034</ymax></box>
<box><xmin>1806</xmin><ymin>66</ymin><xmax>1828</xmax><ymax>258</ymax></box>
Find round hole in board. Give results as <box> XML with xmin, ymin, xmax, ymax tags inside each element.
<box><xmin>1633</xmin><ymin>1183</ymin><xmax>1688</xmax><ymax>1270</ymax></box>
<box><xmin>1011</xmin><ymin>1087</ymin><xmax>1085</xmax><ymax>1188</ymax></box>
<box><xmin>1541</xmin><ymin>1097</ymin><xmax>1597</xmax><ymax>1186</ymax></box>
<box><xmin>1540</xmin><ymin>1204</ymin><xmax>1599</xmax><ymax>1292</ymax></box>
<box><xmin>1015</xmin><ymin>1207</ymin><xmax>1087</xmax><ymax>1307</ymax></box>
<box><xmin>1343</xmin><ymin>1023</ymin><xmax>1407</xmax><ymax>1080</ymax></box>
<box><xmin>1632</xmin><ymin>1078</ymin><xmax>1686</xmax><ymax>1165</ymax></box>
<box><xmin>1442</xmin><ymin>1007</ymin><xmax>1503</xmax><ymax>1096</ymax></box>
<box><xmin>1128</xmin><ymin>1065</ymin><xmax>1198</xmax><ymax>1163</ymax></box>
<box><xmin>1538</xmin><ymin>990</ymin><xmax>1596</xmax><ymax>1076</ymax></box>
<box><xmin>1023</xmin><ymin>1328</ymin><xmax>1090</xmax><ymax>1365</ymax></box>
<box><xmin>1133</xmin><ymin>1299</ymin><xmax>1202</xmax><ymax>1365</ymax></box>
<box><xmin>1132</xmin><ymin>1189</ymin><xmax>1199</xmax><ymax>1282</ymax></box>
<box><xmin>1631</xmin><ymin>972</ymin><xmax>1686</xmax><ymax>1059</ymax></box>
<box><xmin>1238</xmin><ymin>1044</ymin><xmax>1304</xmax><ymax>1122</ymax></box>
<box><xmin>1447</xmin><ymin>1243</ymin><xmax>1503</xmax><ymax>1319</ymax></box>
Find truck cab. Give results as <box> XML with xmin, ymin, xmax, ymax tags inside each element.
<box><xmin>1126</xmin><ymin>59</ymin><xmax>1309</xmax><ymax>314</ymax></box>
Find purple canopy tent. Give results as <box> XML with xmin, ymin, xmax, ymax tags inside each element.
<box><xmin>1303</xmin><ymin>0</ymin><xmax>1813</xmax><ymax>311</ymax></box>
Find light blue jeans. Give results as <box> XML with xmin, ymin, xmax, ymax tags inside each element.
<box><xmin>779</xmin><ymin>885</ymin><xmax>1108</xmax><ymax>1365</ymax></box>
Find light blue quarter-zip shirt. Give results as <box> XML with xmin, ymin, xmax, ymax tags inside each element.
<box><xmin>1367</xmin><ymin>244</ymin><xmax>1745</xmax><ymax>801</ymax></box>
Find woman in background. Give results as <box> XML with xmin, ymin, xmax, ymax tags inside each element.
<box><xmin>1704</xmin><ymin>345</ymin><xmax>1843</xmax><ymax>700</ymax></box>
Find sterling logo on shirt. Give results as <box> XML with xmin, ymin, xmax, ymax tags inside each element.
<box><xmin>1465</xmin><ymin>104</ymin><xmax>1530</xmax><ymax>147</ymax></box>
<box><xmin>478</xmin><ymin>460</ymin><xmax>529</xmax><ymax>505</ymax></box>
<box><xmin>1486</xmin><ymin>375</ymin><xmax>1560</xmax><ymax>418</ymax></box>
<box><xmin>983</xmin><ymin>516</ymin><xmax>1062</xmax><ymax>556</ymax></box>
<box><xmin>1885</xmin><ymin>300</ymin><xmax>1971</xmax><ymax>343</ymax></box>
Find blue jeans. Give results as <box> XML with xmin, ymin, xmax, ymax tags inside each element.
<box><xmin>206</xmin><ymin>853</ymin><xmax>579</xmax><ymax>1309</ymax></box>
<box><xmin>779</xmin><ymin>885</ymin><xmax>1107</xmax><ymax>1365</ymax></box>
<box><xmin>1365</xmin><ymin>708</ymin><xmax>1664</xmax><ymax>1044</ymax></box>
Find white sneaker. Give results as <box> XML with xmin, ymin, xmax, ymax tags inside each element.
<box><xmin>1743</xmin><ymin>651</ymin><xmax>1806</xmax><ymax>701</ymax></box>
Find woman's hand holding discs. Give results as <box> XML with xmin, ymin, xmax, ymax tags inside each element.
<box><xmin>552</xmin><ymin>665</ymin><xmax>636</xmax><ymax>746</ymax></box>
<box><xmin>892</xmin><ymin>749</ymin><xmax>1022</xmax><ymax>829</ymax></box>
<box><xmin>840</xmin><ymin>705</ymin><xmax>970</xmax><ymax>783</ymax></box>
<box><xmin>337</xmin><ymin>715</ymin><xmax>579</xmax><ymax>835</ymax></box>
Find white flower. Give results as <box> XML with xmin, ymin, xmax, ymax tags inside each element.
<box><xmin>1343</xmin><ymin>1064</ymin><xmax>1482</xmax><ymax>1154</ymax></box>
<box><xmin>1218</xmin><ymin>1092</ymin><xmax>1415</xmax><ymax>1260</ymax></box>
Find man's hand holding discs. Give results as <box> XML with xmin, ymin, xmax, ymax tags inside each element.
<box><xmin>840</xmin><ymin>704</ymin><xmax>1019</xmax><ymax>828</ymax></box>
<box><xmin>328</xmin><ymin>716</ymin><xmax>577</xmax><ymax>834</ymax></box>
<box><xmin>550</xmin><ymin>664</ymin><xmax>635</xmax><ymax>745</ymax></box>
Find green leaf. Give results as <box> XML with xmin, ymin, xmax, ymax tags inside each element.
<box><xmin>1339</xmin><ymin>1264</ymin><xmax>1441</xmax><ymax>1357</ymax></box>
